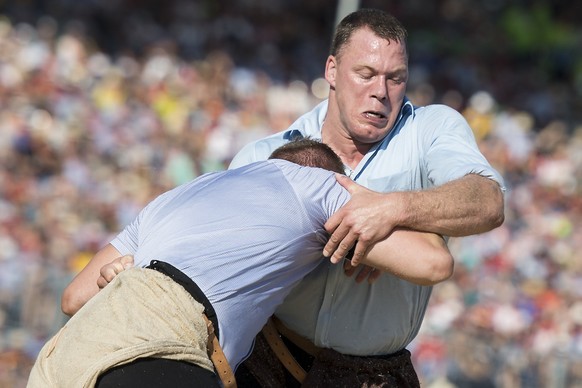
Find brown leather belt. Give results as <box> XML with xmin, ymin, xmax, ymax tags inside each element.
<box><xmin>202</xmin><ymin>314</ymin><xmax>236</xmax><ymax>388</ymax></box>
<box><xmin>261</xmin><ymin>316</ymin><xmax>323</xmax><ymax>384</ymax></box>
<box><xmin>272</xmin><ymin>316</ymin><xmax>321</xmax><ymax>357</ymax></box>
<box><xmin>260</xmin><ymin>315</ymin><xmax>420</xmax><ymax>387</ymax></box>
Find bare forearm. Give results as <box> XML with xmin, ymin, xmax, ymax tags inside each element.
<box><xmin>394</xmin><ymin>174</ymin><xmax>504</xmax><ymax>237</ymax></box>
<box><xmin>61</xmin><ymin>244</ymin><xmax>123</xmax><ymax>316</ymax></box>
<box><xmin>323</xmin><ymin>173</ymin><xmax>504</xmax><ymax>267</ymax></box>
<box><xmin>357</xmin><ymin>229</ymin><xmax>454</xmax><ymax>286</ymax></box>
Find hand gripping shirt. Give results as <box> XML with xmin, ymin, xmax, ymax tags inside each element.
<box><xmin>110</xmin><ymin>159</ymin><xmax>350</xmax><ymax>370</ymax></box>
<box><xmin>229</xmin><ymin>99</ymin><xmax>506</xmax><ymax>356</ymax></box>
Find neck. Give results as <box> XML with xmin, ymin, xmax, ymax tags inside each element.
<box><xmin>321</xmin><ymin>123</ymin><xmax>371</xmax><ymax>169</ymax></box>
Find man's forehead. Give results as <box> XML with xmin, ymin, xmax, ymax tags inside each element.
<box><xmin>341</xmin><ymin>27</ymin><xmax>407</xmax><ymax>57</ymax></box>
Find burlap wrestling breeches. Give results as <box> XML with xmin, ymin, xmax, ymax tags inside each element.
<box><xmin>27</xmin><ymin>267</ymin><xmax>213</xmax><ymax>388</ymax></box>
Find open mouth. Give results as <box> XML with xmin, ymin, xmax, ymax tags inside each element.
<box><xmin>364</xmin><ymin>111</ymin><xmax>387</xmax><ymax>120</ymax></box>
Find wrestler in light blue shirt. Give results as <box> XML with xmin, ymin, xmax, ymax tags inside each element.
<box><xmin>229</xmin><ymin>99</ymin><xmax>505</xmax><ymax>356</ymax></box>
<box><xmin>110</xmin><ymin>159</ymin><xmax>350</xmax><ymax>370</ymax></box>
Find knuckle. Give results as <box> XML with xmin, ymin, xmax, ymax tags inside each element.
<box><xmin>338</xmin><ymin>242</ymin><xmax>350</xmax><ymax>251</ymax></box>
<box><xmin>358</xmin><ymin>232</ymin><xmax>372</xmax><ymax>242</ymax></box>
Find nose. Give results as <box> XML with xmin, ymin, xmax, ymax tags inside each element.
<box><xmin>371</xmin><ymin>77</ymin><xmax>388</xmax><ymax>101</ymax></box>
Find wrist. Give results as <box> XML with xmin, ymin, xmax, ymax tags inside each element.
<box><xmin>388</xmin><ymin>191</ymin><xmax>413</xmax><ymax>229</ymax></box>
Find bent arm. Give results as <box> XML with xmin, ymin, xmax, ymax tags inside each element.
<box><xmin>358</xmin><ymin>229</ymin><xmax>454</xmax><ymax>286</ymax></box>
<box><xmin>397</xmin><ymin>173</ymin><xmax>504</xmax><ymax>237</ymax></box>
<box><xmin>61</xmin><ymin>243</ymin><xmax>123</xmax><ymax>317</ymax></box>
<box><xmin>324</xmin><ymin>173</ymin><xmax>504</xmax><ymax>264</ymax></box>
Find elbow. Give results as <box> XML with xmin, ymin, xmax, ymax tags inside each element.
<box><xmin>478</xmin><ymin>179</ymin><xmax>505</xmax><ymax>233</ymax></box>
<box><xmin>417</xmin><ymin>252</ymin><xmax>454</xmax><ymax>286</ymax></box>
<box><xmin>492</xmin><ymin>202</ymin><xmax>505</xmax><ymax>229</ymax></box>
<box><xmin>487</xmin><ymin>182</ymin><xmax>505</xmax><ymax>229</ymax></box>
<box><xmin>489</xmin><ymin>181</ymin><xmax>505</xmax><ymax>228</ymax></box>
<box><xmin>435</xmin><ymin>253</ymin><xmax>455</xmax><ymax>284</ymax></box>
<box><xmin>61</xmin><ymin>287</ymin><xmax>77</xmax><ymax>317</ymax></box>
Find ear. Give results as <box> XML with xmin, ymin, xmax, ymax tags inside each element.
<box><xmin>324</xmin><ymin>55</ymin><xmax>337</xmax><ymax>88</ymax></box>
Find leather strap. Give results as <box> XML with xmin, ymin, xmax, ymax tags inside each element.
<box><xmin>271</xmin><ymin>316</ymin><xmax>322</xmax><ymax>357</ymax></box>
<box><xmin>262</xmin><ymin>317</ymin><xmax>307</xmax><ymax>383</ymax></box>
<box><xmin>203</xmin><ymin>314</ymin><xmax>237</xmax><ymax>388</ymax></box>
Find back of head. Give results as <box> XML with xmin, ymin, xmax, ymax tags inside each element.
<box><xmin>269</xmin><ymin>138</ymin><xmax>345</xmax><ymax>174</ymax></box>
<box><xmin>330</xmin><ymin>8</ymin><xmax>408</xmax><ymax>59</ymax></box>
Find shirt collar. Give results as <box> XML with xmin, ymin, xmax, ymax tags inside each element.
<box><xmin>284</xmin><ymin>97</ymin><xmax>414</xmax><ymax>139</ymax></box>
<box><xmin>401</xmin><ymin>97</ymin><xmax>415</xmax><ymax>119</ymax></box>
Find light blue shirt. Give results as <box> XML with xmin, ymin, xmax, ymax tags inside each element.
<box><xmin>229</xmin><ymin>99</ymin><xmax>505</xmax><ymax>356</ymax></box>
<box><xmin>110</xmin><ymin>159</ymin><xmax>350</xmax><ymax>369</ymax></box>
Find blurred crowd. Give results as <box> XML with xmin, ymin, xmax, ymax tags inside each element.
<box><xmin>0</xmin><ymin>1</ymin><xmax>581</xmax><ymax>387</ymax></box>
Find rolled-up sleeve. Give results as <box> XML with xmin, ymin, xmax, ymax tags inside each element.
<box><xmin>421</xmin><ymin>105</ymin><xmax>505</xmax><ymax>190</ymax></box>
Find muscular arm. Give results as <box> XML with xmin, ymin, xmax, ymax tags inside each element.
<box><xmin>399</xmin><ymin>173</ymin><xmax>504</xmax><ymax>236</ymax></box>
<box><xmin>61</xmin><ymin>243</ymin><xmax>124</xmax><ymax>317</ymax></box>
<box><xmin>324</xmin><ymin>173</ymin><xmax>504</xmax><ymax>264</ymax></box>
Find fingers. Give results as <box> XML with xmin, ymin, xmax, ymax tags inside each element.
<box><xmin>323</xmin><ymin>175</ymin><xmax>361</xmax><ymax>244</ymax></box>
<box><xmin>323</xmin><ymin>208</ymin><xmax>359</xmax><ymax>262</ymax></box>
<box><xmin>119</xmin><ymin>254</ymin><xmax>134</xmax><ymax>269</ymax></box>
<box><xmin>97</xmin><ymin>275</ymin><xmax>109</xmax><ymax>289</ymax></box>
<box><xmin>97</xmin><ymin>255</ymin><xmax>134</xmax><ymax>289</ymax></box>
<box><xmin>325</xmin><ymin>228</ymin><xmax>371</xmax><ymax>266</ymax></box>
<box><xmin>343</xmin><ymin>262</ymin><xmax>382</xmax><ymax>284</ymax></box>
<box><xmin>349</xmin><ymin>242</ymin><xmax>373</xmax><ymax>267</ymax></box>
<box><xmin>367</xmin><ymin>269</ymin><xmax>382</xmax><ymax>284</ymax></box>
<box><xmin>324</xmin><ymin>177</ymin><xmax>368</xmax><ymax>262</ymax></box>
<box><xmin>97</xmin><ymin>263</ymin><xmax>123</xmax><ymax>289</ymax></box>
<box><xmin>335</xmin><ymin>173</ymin><xmax>358</xmax><ymax>192</ymax></box>
<box><xmin>354</xmin><ymin>265</ymin><xmax>375</xmax><ymax>283</ymax></box>
<box><xmin>343</xmin><ymin>261</ymin><xmax>381</xmax><ymax>283</ymax></box>
<box><xmin>323</xmin><ymin>208</ymin><xmax>344</xmax><ymax>240</ymax></box>
<box><xmin>343</xmin><ymin>260</ymin><xmax>357</xmax><ymax>277</ymax></box>
<box><xmin>322</xmin><ymin>231</ymin><xmax>342</xmax><ymax>259</ymax></box>
<box><xmin>326</xmin><ymin>232</ymin><xmax>358</xmax><ymax>264</ymax></box>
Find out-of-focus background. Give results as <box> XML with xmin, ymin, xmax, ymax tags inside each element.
<box><xmin>0</xmin><ymin>1</ymin><xmax>580</xmax><ymax>387</ymax></box>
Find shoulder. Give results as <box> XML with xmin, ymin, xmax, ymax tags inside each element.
<box><xmin>411</xmin><ymin>104</ymin><xmax>473</xmax><ymax>139</ymax></box>
<box><xmin>274</xmin><ymin>161</ymin><xmax>350</xmax><ymax>212</ymax></box>
<box><xmin>229</xmin><ymin>101</ymin><xmax>328</xmax><ymax>169</ymax></box>
<box><xmin>229</xmin><ymin>133</ymin><xmax>288</xmax><ymax>168</ymax></box>
<box><xmin>270</xmin><ymin>160</ymin><xmax>333</xmax><ymax>193</ymax></box>
<box><xmin>413</xmin><ymin>104</ymin><xmax>466</xmax><ymax>123</ymax></box>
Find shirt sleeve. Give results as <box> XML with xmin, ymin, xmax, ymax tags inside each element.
<box><xmin>108</xmin><ymin>187</ymin><xmax>177</xmax><ymax>256</ymax></box>
<box><xmin>420</xmin><ymin>104</ymin><xmax>505</xmax><ymax>190</ymax></box>
<box><xmin>229</xmin><ymin>135</ymin><xmax>288</xmax><ymax>169</ymax></box>
<box><xmin>110</xmin><ymin>216</ymin><xmax>140</xmax><ymax>256</ymax></box>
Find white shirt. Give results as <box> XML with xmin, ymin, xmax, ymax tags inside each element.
<box><xmin>110</xmin><ymin>159</ymin><xmax>350</xmax><ymax>369</ymax></box>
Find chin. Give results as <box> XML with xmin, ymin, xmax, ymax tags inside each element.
<box><xmin>353</xmin><ymin>136</ymin><xmax>383</xmax><ymax>146</ymax></box>
<box><xmin>358</xmin><ymin>130</ymin><xmax>389</xmax><ymax>143</ymax></box>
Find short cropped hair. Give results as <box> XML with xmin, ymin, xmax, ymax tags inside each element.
<box><xmin>269</xmin><ymin>138</ymin><xmax>345</xmax><ymax>174</ymax></box>
<box><xmin>330</xmin><ymin>8</ymin><xmax>408</xmax><ymax>59</ymax></box>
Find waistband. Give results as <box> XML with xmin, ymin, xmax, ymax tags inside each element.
<box><xmin>146</xmin><ymin>260</ymin><xmax>220</xmax><ymax>340</ymax></box>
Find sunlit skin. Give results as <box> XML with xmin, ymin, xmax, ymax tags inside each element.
<box><xmin>322</xmin><ymin>27</ymin><xmax>408</xmax><ymax>169</ymax></box>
